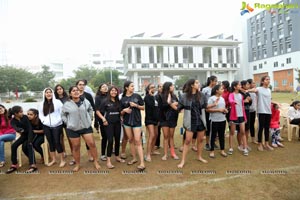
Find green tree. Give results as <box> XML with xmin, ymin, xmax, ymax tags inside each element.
<box><xmin>74</xmin><ymin>65</ymin><xmax>99</xmax><ymax>81</ymax></box>
<box><xmin>0</xmin><ymin>66</ymin><xmax>34</xmax><ymax>93</ymax></box>
<box><xmin>59</xmin><ymin>77</ymin><xmax>77</xmax><ymax>91</ymax></box>
<box><xmin>175</xmin><ymin>75</ymin><xmax>190</xmax><ymax>89</ymax></box>
<box><xmin>92</xmin><ymin>70</ymin><xmax>121</xmax><ymax>88</ymax></box>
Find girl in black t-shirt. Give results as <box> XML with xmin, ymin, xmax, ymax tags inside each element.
<box><xmin>158</xmin><ymin>82</ymin><xmax>179</xmax><ymax>161</ymax></box>
<box><xmin>98</xmin><ymin>86</ymin><xmax>125</xmax><ymax>169</ymax></box>
<box><xmin>144</xmin><ymin>83</ymin><xmax>160</xmax><ymax>162</ymax></box>
<box><xmin>120</xmin><ymin>81</ymin><xmax>145</xmax><ymax>170</ymax></box>
<box><xmin>27</xmin><ymin>108</ymin><xmax>44</xmax><ymax>164</ymax></box>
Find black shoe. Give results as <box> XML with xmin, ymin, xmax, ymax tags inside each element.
<box><xmin>6</xmin><ymin>167</ymin><xmax>17</xmax><ymax>174</ymax></box>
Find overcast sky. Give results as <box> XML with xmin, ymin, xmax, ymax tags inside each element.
<box><xmin>0</xmin><ymin>0</ymin><xmax>278</xmax><ymax>66</ymax></box>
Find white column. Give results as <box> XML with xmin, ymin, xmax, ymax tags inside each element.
<box><xmin>233</xmin><ymin>48</ymin><xmax>237</xmax><ymax>63</ymax></box>
<box><xmin>141</xmin><ymin>46</ymin><xmax>149</xmax><ymax>63</ymax></box>
<box><xmin>211</xmin><ymin>47</ymin><xmax>218</xmax><ymax>64</ymax></box>
<box><xmin>178</xmin><ymin>46</ymin><xmax>183</xmax><ymax>63</ymax></box>
<box><xmin>169</xmin><ymin>47</ymin><xmax>174</xmax><ymax>63</ymax></box>
<box><xmin>160</xmin><ymin>71</ymin><xmax>164</xmax><ymax>83</ymax></box>
<box><xmin>131</xmin><ymin>46</ymin><xmax>136</xmax><ymax>64</ymax></box>
<box><xmin>163</xmin><ymin>47</ymin><xmax>169</xmax><ymax>64</ymax></box>
<box><xmin>153</xmin><ymin>46</ymin><xmax>157</xmax><ymax>63</ymax></box>
<box><xmin>133</xmin><ymin>72</ymin><xmax>138</xmax><ymax>92</ymax></box>
<box><xmin>222</xmin><ymin>48</ymin><xmax>227</xmax><ymax>63</ymax></box>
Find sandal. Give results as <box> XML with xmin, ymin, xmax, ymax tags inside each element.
<box><xmin>0</xmin><ymin>161</ymin><xmax>5</xmax><ymax>168</ymax></box>
<box><xmin>137</xmin><ymin>165</ymin><xmax>146</xmax><ymax>171</ymax></box>
<box><xmin>116</xmin><ymin>158</ymin><xmax>125</xmax><ymax>163</ymax></box>
<box><xmin>107</xmin><ymin>164</ymin><xmax>115</xmax><ymax>169</ymax></box>
<box><xmin>120</xmin><ymin>153</ymin><xmax>127</xmax><ymax>159</ymax></box>
<box><xmin>127</xmin><ymin>159</ymin><xmax>138</xmax><ymax>165</ymax></box>
<box><xmin>220</xmin><ymin>152</ymin><xmax>228</xmax><ymax>157</ymax></box>
<box><xmin>6</xmin><ymin>166</ymin><xmax>18</xmax><ymax>174</ymax></box>
<box><xmin>26</xmin><ymin>166</ymin><xmax>38</xmax><ymax>173</ymax></box>
<box><xmin>192</xmin><ymin>146</ymin><xmax>198</xmax><ymax>152</ymax></box>
<box><xmin>69</xmin><ymin>160</ymin><xmax>76</xmax><ymax>166</ymax></box>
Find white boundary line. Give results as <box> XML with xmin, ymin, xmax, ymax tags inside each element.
<box><xmin>2</xmin><ymin>165</ymin><xmax>300</xmax><ymax>200</ymax></box>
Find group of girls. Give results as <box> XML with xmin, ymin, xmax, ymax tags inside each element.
<box><xmin>0</xmin><ymin>74</ymin><xmax>288</xmax><ymax>172</ymax></box>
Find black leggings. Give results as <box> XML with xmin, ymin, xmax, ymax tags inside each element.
<box><xmin>249</xmin><ymin>111</ymin><xmax>256</xmax><ymax>137</ymax></box>
<box><xmin>11</xmin><ymin>136</ymin><xmax>36</xmax><ymax>165</ymax></box>
<box><xmin>44</xmin><ymin>125</ymin><xmax>63</xmax><ymax>153</ymax></box>
<box><xmin>32</xmin><ymin>134</ymin><xmax>44</xmax><ymax>158</ymax></box>
<box><xmin>257</xmin><ymin>113</ymin><xmax>271</xmax><ymax>143</ymax></box>
<box><xmin>104</xmin><ymin>122</ymin><xmax>121</xmax><ymax>157</ymax></box>
<box><xmin>100</xmin><ymin>125</ymin><xmax>107</xmax><ymax>156</ymax></box>
<box><xmin>210</xmin><ymin>121</ymin><xmax>226</xmax><ymax>151</ymax></box>
<box><xmin>205</xmin><ymin>111</ymin><xmax>211</xmax><ymax>137</ymax></box>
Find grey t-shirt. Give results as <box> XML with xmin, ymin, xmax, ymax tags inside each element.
<box><xmin>234</xmin><ymin>93</ymin><xmax>243</xmax><ymax>117</ymax></box>
<box><xmin>208</xmin><ymin>96</ymin><xmax>226</xmax><ymax>122</ymax></box>
<box><xmin>249</xmin><ymin>92</ymin><xmax>257</xmax><ymax>112</ymax></box>
<box><xmin>257</xmin><ymin>87</ymin><xmax>271</xmax><ymax>114</ymax></box>
<box><xmin>202</xmin><ymin>87</ymin><xmax>212</xmax><ymax>100</ymax></box>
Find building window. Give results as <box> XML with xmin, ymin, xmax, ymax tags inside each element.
<box><xmin>288</xmin><ymin>70</ymin><xmax>291</xmax><ymax>76</ymax></box>
<box><xmin>282</xmin><ymin>79</ymin><xmax>287</xmax><ymax>86</ymax></box>
<box><xmin>253</xmin><ymin>65</ymin><xmax>257</xmax><ymax>70</ymax></box>
<box><xmin>286</xmin><ymin>42</ymin><xmax>291</xmax><ymax>52</ymax></box>
<box><xmin>222</xmin><ymin>64</ymin><xmax>227</xmax><ymax>68</ymax></box>
<box><xmin>264</xmin><ymin>61</ymin><xmax>267</xmax><ymax>64</ymax></box>
<box><xmin>281</xmin><ymin>63</ymin><xmax>284</xmax><ymax>67</ymax></box>
<box><xmin>135</xmin><ymin>47</ymin><xmax>141</xmax><ymax>63</ymax></box>
<box><xmin>149</xmin><ymin>47</ymin><xmax>154</xmax><ymax>63</ymax></box>
<box><xmin>274</xmin><ymin>80</ymin><xmax>278</xmax><ymax>87</ymax></box>
<box><xmin>214</xmin><ymin>63</ymin><xmax>218</xmax><ymax>68</ymax></box>
<box><xmin>253</xmin><ymin>52</ymin><xmax>256</xmax><ymax>60</ymax></box>
<box><xmin>226</xmin><ymin>49</ymin><xmax>234</xmax><ymax>63</ymax></box>
<box><xmin>259</xmin><ymin>63</ymin><xmax>263</xmax><ymax>69</ymax></box>
<box><xmin>203</xmin><ymin>47</ymin><xmax>211</xmax><ymax>63</ymax></box>
<box><xmin>287</xmin><ymin>57</ymin><xmax>292</xmax><ymax>64</ymax></box>
<box><xmin>274</xmin><ymin>61</ymin><xmax>278</xmax><ymax>67</ymax></box>
<box><xmin>174</xmin><ymin>47</ymin><xmax>178</xmax><ymax>63</ymax></box>
<box><xmin>127</xmin><ymin>47</ymin><xmax>132</xmax><ymax>63</ymax></box>
<box><xmin>218</xmin><ymin>48</ymin><xmax>222</xmax><ymax>63</ymax></box>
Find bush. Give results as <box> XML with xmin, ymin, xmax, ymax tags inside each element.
<box><xmin>23</xmin><ymin>98</ymin><xmax>37</xmax><ymax>102</ymax></box>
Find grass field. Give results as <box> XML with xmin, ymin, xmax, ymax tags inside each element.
<box><xmin>0</xmin><ymin>93</ymin><xmax>299</xmax><ymax>200</ymax></box>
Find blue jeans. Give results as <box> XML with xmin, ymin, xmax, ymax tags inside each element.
<box><xmin>0</xmin><ymin>133</ymin><xmax>16</xmax><ymax>162</ymax></box>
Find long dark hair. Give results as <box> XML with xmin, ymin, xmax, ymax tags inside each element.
<box><xmin>231</xmin><ymin>81</ymin><xmax>240</xmax><ymax>92</ymax></box>
<box><xmin>161</xmin><ymin>82</ymin><xmax>177</xmax><ymax>102</ymax></box>
<box><xmin>145</xmin><ymin>83</ymin><xmax>154</xmax><ymax>95</ymax></box>
<box><xmin>241</xmin><ymin>80</ymin><xmax>249</xmax><ymax>89</ymax></box>
<box><xmin>43</xmin><ymin>88</ymin><xmax>54</xmax><ymax>116</ymax></box>
<box><xmin>122</xmin><ymin>81</ymin><xmax>133</xmax><ymax>97</ymax></box>
<box><xmin>211</xmin><ymin>84</ymin><xmax>222</xmax><ymax>96</ymax></box>
<box><xmin>0</xmin><ymin>104</ymin><xmax>9</xmax><ymax>128</ymax></box>
<box><xmin>68</xmin><ymin>86</ymin><xmax>79</xmax><ymax>100</ymax></box>
<box><xmin>184</xmin><ymin>79</ymin><xmax>201</xmax><ymax>101</ymax></box>
<box><xmin>222</xmin><ymin>80</ymin><xmax>230</xmax><ymax>91</ymax></box>
<box><xmin>290</xmin><ymin>100</ymin><xmax>300</xmax><ymax>107</ymax></box>
<box><xmin>96</xmin><ymin>83</ymin><xmax>108</xmax><ymax>96</ymax></box>
<box><xmin>28</xmin><ymin>108</ymin><xmax>39</xmax><ymax>126</ymax></box>
<box><xmin>107</xmin><ymin>86</ymin><xmax>120</xmax><ymax>104</ymax></box>
<box><xmin>260</xmin><ymin>76</ymin><xmax>269</xmax><ymax>86</ymax></box>
<box><xmin>54</xmin><ymin>84</ymin><xmax>68</xmax><ymax>99</ymax></box>
<box><xmin>206</xmin><ymin>75</ymin><xmax>217</xmax><ymax>87</ymax></box>
<box><xmin>8</xmin><ymin>106</ymin><xmax>22</xmax><ymax>118</ymax></box>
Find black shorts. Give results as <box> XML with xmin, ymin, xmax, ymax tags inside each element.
<box><xmin>145</xmin><ymin>120</ymin><xmax>158</xmax><ymax>126</ymax></box>
<box><xmin>230</xmin><ymin>116</ymin><xmax>245</xmax><ymax>125</ymax></box>
<box><xmin>290</xmin><ymin>118</ymin><xmax>300</xmax><ymax>125</ymax></box>
<box><xmin>191</xmin><ymin>124</ymin><xmax>206</xmax><ymax>132</ymax></box>
<box><xmin>160</xmin><ymin>120</ymin><xmax>177</xmax><ymax>128</ymax></box>
<box><xmin>66</xmin><ymin>127</ymin><xmax>93</xmax><ymax>138</ymax></box>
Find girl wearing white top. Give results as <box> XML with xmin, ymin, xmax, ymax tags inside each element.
<box><xmin>288</xmin><ymin>101</ymin><xmax>300</xmax><ymax>125</ymax></box>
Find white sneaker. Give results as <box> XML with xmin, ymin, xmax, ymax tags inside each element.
<box><xmin>237</xmin><ymin>146</ymin><xmax>243</xmax><ymax>152</ymax></box>
<box><xmin>228</xmin><ymin>148</ymin><xmax>234</xmax><ymax>155</ymax></box>
<box><xmin>247</xmin><ymin>146</ymin><xmax>252</xmax><ymax>151</ymax></box>
<box><xmin>243</xmin><ymin>149</ymin><xmax>249</xmax><ymax>156</ymax></box>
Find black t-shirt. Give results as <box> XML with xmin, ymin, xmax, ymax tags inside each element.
<box><xmin>158</xmin><ymin>93</ymin><xmax>178</xmax><ymax>122</ymax></box>
<box><xmin>10</xmin><ymin>115</ymin><xmax>33</xmax><ymax>142</ymax></box>
<box><xmin>30</xmin><ymin>119</ymin><xmax>44</xmax><ymax>136</ymax></box>
<box><xmin>100</xmin><ymin>99</ymin><xmax>121</xmax><ymax>124</ymax></box>
<box><xmin>144</xmin><ymin>94</ymin><xmax>159</xmax><ymax>123</ymax></box>
<box><xmin>120</xmin><ymin>93</ymin><xmax>144</xmax><ymax>126</ymax></box>
<box><xmin>80</xmin><ymin>92</ymin><xmax>95</xmax><ymax>110</ymax></box>
<box><xmin>191</xmin><ymin>94</ymin><xmax>202</xmax><ymax>125</ymax></box>
<box><xmin>240</xmin><ymin>91</ymin><xmax>252</xmax><ymax>111</ymax></box>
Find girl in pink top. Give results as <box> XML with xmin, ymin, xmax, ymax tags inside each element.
<box><xmin>270</xmin><ymin>103</ymin><xmax>284</xmax><ymax>148</ymax></box>
<box><xmin>228</xmin><ymin>81</ymin><xmax>249</xmax><ymax>156</ymax></box>
<box><xmin>0</xmin><ymin>104</ymin><xmax>16</xmax><ymax>167</ymax></box>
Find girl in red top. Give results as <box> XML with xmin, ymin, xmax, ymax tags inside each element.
<box><xmin>270</xmin><ymin>103</ymin><xmax>284</xmax><ymax>148</ymax></box>
<box><xmin>0</xmin><ymin>104</ymin><xmax>16</xmax><ymax>167</ymax></box>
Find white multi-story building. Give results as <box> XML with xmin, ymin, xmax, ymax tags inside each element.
<box><xmin>121</xmin><ymin>33</ymin><xmax>241</xmax><ymax>91</ymax></box>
